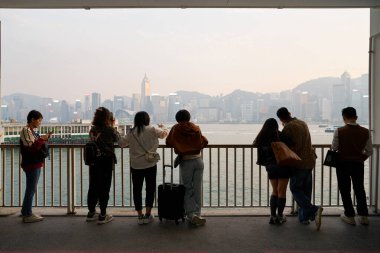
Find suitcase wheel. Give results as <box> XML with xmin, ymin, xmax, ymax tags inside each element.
<box><xmin>159</xmin><ymin>216</ymin><xmax>162</xmax><ymax>222</ymax></box>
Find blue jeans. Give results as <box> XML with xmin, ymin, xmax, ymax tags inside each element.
<box><xmin>180</xmin><ymin>158</ymin><xmax>204</xmax><ymax>218</ymax></box>
<box><xmin>290</xmin><ymin>169</ymin><xmax>318</xmax><ymax>222</ymax></box>
<box><xmin>21</xmin><ymin>168</ymin><xmax>41</xmax><ymax>216</ymax></box>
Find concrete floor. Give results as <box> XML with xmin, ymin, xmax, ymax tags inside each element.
<box><xmin>1</xmin><ymin>213</ymin><xmax>380</xmax><ymax>253</ymax></box>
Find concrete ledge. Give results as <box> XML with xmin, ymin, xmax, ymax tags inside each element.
<box><xmin>1</xmin><ymin>206</ymin><xmax>378</xmax><ymax>217</ymax></box>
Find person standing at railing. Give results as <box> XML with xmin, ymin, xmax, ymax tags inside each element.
<box><xmin>332</xmin><ymin>107</ymin><xmax>373</xmax><ymax>226</ymax></box>
<box><xmin>86</xmin><ymin>107</ymin><xmax>119</xmax><ymax>225</ymax></box>
<box><xmin>253</xmin><ymin>118</ymin><xmax>291</xmax><ymax>225</ymax></box>
<box><xmin>276</xmin><ymin>107</ymin><xmax>323</xmax><ymax>230</ymax></box>
<box><xmin>118</xmin><ymin>111</ymin><xmax>168</xmax><ymax>225</ymax></box>
<box><xmin>20</xmin><ymin>110</ymin><xmax>52</xmax><ymax>223</ymax></box>
<box><xmin>166</xmin><ymin>109</ymin><xmax>208</xmax><ymax>226</ymax></box>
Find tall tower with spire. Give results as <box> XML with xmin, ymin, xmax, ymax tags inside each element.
<box><xmin>140</xmin><ymin>74</ymin><xmax>151</xmax><ymax>111</ymax></box>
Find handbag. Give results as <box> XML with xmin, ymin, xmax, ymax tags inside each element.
<box><xmin>132</xmin><ymin>132</ymin><xmax>160</xmax><ymax>163</ymax></box>
<box><xmin>323</xmin><ymin>149</ymin><xmax>338</xmax><ymax>167</ymax></box>
<box><xmin>271</xmin><ymin>141</ymin><xmax>301</xmax><ymax>167</ymax></box>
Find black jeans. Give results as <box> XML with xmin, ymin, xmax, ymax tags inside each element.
<box><xmin>131</xmin><ymin>165</ymin><xmax>157</xmax><ymax>211</ymax></box>
<box><xmin>87</xmin><ymin>157</ymin><xmax>114</xmax><ymax>215</ymax></box>
<box><xmin>336</xmin><ymin>160</ymin><xmax>368</xmax><ymax>217</ymax></box>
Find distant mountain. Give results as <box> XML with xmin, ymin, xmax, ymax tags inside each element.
<box><xmin>2</xmin><ymin>93</ymin><xmax>47</xmax><ymax>109</ymax></box>
<box><xmin>174</xmin><ymin>90</ymin><xmax>211</xmax><ymax>104</ymax></box>
<box><xmin>292</xmin><ymin>77</ymin><xmax>341</xmax><ymax>97</ymax></box>
<box><xmin>175</xmin><ymin>90</ymin><xmax>210</xmax><ymax>98</ymax></box>
<box><xmin>222</xmin><ymin>89</ymin><xmax>258</xmax><ymax>100</ymax></box>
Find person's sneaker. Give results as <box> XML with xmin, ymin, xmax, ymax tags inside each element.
<box><xmin>315</xmin><ymin>206</ymin><xmax>323</xmax><ymax>231</ymax></box>
<box><xmin>86</xmin><ymin>211</ymin><xmax>98</xmax><ymax>222</ymax></box>
<box><xmin>277</xmin><ymin>215</ymin><xmax>287</xmax><ymax>224</ymax></box>
<box><xmin>97</xmin><ymin>214</ymin><xmax>113</xmax><ymax>225</ymax></box>
<box><xmin>340</xmin><ymin>214</ymin><xmax>356</xmax><ymax>225</ymax></box>
<box><xmin>137</xmin><ymin>214</ymin><xmax>144</xmax><ymax>225</ymax></box>
<box><xmin>269</xmin><ymin>216</ymin><xmax>277</xmax><ymax>224</ymax></box>
<box><xmin>23</xmin><ymin>213</ymin><xmax>44</xmax><ymax>223</ymax></box>
<box><xmin>359</xmin><ymin>216</ymin><xmax>369</xmax><ymax>225</ymax></box>
<box><xmin>143</xmin><ymin>214</ymin><xmax>154</xmax><ymax>224</ymax></box>
<box><xmin>191</xmin><ymin>215</ymin><xmax>206</xmax><ymax>226</ymax></box>
<box><xmin>301</xmin><ymin>220</ymin><xmax>310</xmax><ymax>225</ymax></box>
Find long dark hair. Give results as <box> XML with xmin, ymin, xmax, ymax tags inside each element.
<box><xmin>133</xmin><ymin>111</ymin><xmax>150</xmax><ymax>135</ymax></box>
<box><xmin>92</xmin><ymin>107</ymin><xmax>111</xmax><ymax>127</ymax></box>
<box><xmin>253</xmin><ymin>118</ymin><xmax>279</xmax><ymax>147</ymax></box>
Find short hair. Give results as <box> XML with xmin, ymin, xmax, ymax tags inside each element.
<box><xmin>27</xmin><ymin>110</ymin><xmax>43</xmax><ymax>123</ymax></box>
<box><xmin>175</xmin><ymin>109</ymin><xmax>191</xmax><ymax>122</ymax></box>
<box><xmin>276</xmin><ymin>107</ymin><xmax>291</xmax><ymax>120</ymax></box>
<box><xmin>342</xmin><ymin>107</ymin><xmax>357</xmax><ymax>119</ymax></box>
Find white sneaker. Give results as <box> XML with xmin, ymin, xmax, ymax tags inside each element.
<box><xmin>340</xmin><ymin>214</ymin><xmax>356</xmax><ymax>225</ymax></box>
<box><xmin>137</xmin><ymin>215</ymin><xmax>144</xmax><ymax>225</ymax></box>
<box><xmin>359</xmin><ymin>216</ymin><xmax>369</xmax><ymax>225</ymax></box>
<box><xmin>143</xmin><ymin>214</ymin><xmax>154</xmax><ymax>224</ymax></box>
<box><xmin>277</xmin><ymin>215</ymin><xmax>287</xmax><ymax>224</ymax></box>
<box><xmin>191</xmin><ymin>215</ymin><xmax>206</xmax><ymax>226</ymax></box>
<box><xmin>97</xmin><ymin>214</ymin><xmax>113</xmax><ymax>225</ymax></box>
<box><xmin>23</xmin><ymin>213</ymin><xmax>44</xmax><ymax>223</ymax></box>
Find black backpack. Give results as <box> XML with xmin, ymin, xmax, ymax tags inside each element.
<box><xmin>84</xmin><ymin>140</ymin><xmax>102</xmax><ymax>166</ymax></box>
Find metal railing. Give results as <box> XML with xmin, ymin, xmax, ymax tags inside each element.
<box><xmin>1</xmin><ymin>144</ymin><xmax>379</xmax><ymax>213</ymax></box>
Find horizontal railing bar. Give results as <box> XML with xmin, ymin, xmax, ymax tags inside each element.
<box><xmin>0</xmin><ymin>144</ymin><xmax>377</xmax><ymax>211</ymax></box>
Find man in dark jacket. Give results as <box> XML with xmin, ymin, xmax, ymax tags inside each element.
<box><xmin>332</xmin><ymin>107</ymin><xmax>373</xmax><ymax>226</ymax></box>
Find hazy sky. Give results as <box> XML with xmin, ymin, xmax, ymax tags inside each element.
<box><xmin>0</xmin><ymin>8</ymin><xmax>369</xmax><ymax>103</ymax></box>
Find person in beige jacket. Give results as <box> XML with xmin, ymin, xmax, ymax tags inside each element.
<box><xmin>277</xmin><ymin>107</ymin><xmax>323</xmax><ymax>230</ymax></box>
<box><xmin>118</xmin><ymin>111</ymin><xmax>168</xmax><ymax>225</ymax></box>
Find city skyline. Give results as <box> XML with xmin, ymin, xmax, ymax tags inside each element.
<box><xmin>1</xmin><ymin>71</ymin><xmax>369</xmax><ymax>125</ymax></box>
<box><xmin>0</xmin><ymin>8</ymin><xmax>369</xmax><ymax>102</ymax></box>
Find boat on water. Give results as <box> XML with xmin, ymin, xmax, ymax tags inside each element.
<box><xmin>324</xmin><ymin>126</ymin><xmax>341</xmax><ymax>133</ymax></box>
<box><xmin>318</xmin><ymin>124</ymin><xmax>328</xmax><ymax>128</ymax></box>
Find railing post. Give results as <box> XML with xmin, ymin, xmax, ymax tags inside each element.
<box><xmin>66</xmin><ymin>146</ymin><xmax>76</xmax><ymax>214</ymax></box>
<box><xmin>0</xmin><ymin>146</ymin><xmax>3</xmax><ymax>206</ymax></box>
<box><xmin>71</xmin><ymin>147</ymin><xmax>76</xmax><ymax>214</ymax></box>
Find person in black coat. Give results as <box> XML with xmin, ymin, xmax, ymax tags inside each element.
<box><xmin>253</xmin><ymin>118</ymin><xmax>292</xmax><ymax>224</ymax></box>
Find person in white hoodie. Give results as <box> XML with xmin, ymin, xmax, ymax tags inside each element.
<box><xmin>118</xmin><ymin>111</ymin><xmax>168</xmax><ymax>224</ymax></box>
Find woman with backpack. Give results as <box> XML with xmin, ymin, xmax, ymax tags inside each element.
<box><xmin>20</xmin><ymin>110</ymin><xmax>52</xmax><ymax>223</ymax></box>
<box><xmin>86</xmin><ymin>107</ymin><xmax>119</xmax><ymax>224</ymax></box>
<box><xmin>118</xmin><ymin>111</ymin><xmax>168</xmax><ymax>225</ymax></box>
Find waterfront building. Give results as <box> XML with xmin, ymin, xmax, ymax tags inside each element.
<box><xmin>1</xmin><ymin>122</ymin><xmax>131</xmax><ymax>144</ymax></box>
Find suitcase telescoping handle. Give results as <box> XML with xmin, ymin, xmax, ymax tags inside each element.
<box><xmin>163</xmin><ymin>164</ymin><xmax>174</xmax><ymax>189</ymax></box>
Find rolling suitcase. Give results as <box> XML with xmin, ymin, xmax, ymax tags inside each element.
<box><xmin>158</xmin><ymin>164</ymin><xmax>186</xmax><ymax>225</ymax></box>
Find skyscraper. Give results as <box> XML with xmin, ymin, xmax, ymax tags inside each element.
<box><xmin>140</xmin><ymin>74</ymin><xmax>151</xmax><ymax>112</ymax></box>
<box><xmin>91</xmin><ymin>92</ymin><xmax>101</xmax><ymax>115</ymax></box>
<box><xmin>84</xmin><ymin>94</ymin><xmax>91</xmax><ymax>120</ymax></box>
<box><xmin>168</xmin><ymin>93</ymin><xmax>180</xmax><ymax>122</ymax></box>
<box><xmin>114</xmin><ymin>96</ymin><xmax>124</xmax><ymax>113</ymax></box>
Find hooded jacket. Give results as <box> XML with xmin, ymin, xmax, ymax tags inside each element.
<box><xmin>166</xmin><ymin>122</ymin><xmax>208</xmax><ymax>155</ymax></box>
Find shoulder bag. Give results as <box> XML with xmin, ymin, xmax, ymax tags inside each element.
<box><xmin>132</xmin><ymin>132</ymin><xmax>160</xmax><ymax>163</ymax></box>
<box><xmin>271</xmin><ymin>141</ymin><xmax>301</xmax><ymax>167</ymax></box>
<box><xmin>323</xmin><ymin>149</ymin><xmax>338</xmax><ymax>167</ymax></box>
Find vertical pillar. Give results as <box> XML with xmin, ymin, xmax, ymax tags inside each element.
<box><xmin>370</xmin><ymin>9</ymin><xmax>380</xmax><ymax>212</ymax></box>
<box><xmin>0</xmin><ymin>21</ymin><xmax>2</xmax><ymax>206</ymax></box>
